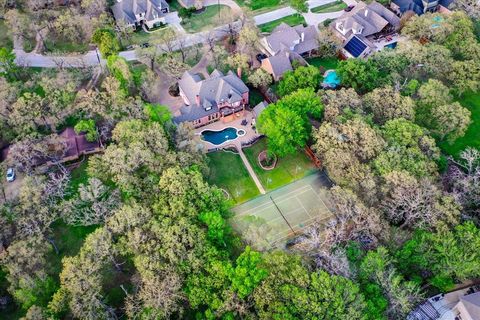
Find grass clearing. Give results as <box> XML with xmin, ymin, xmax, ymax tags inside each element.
<box><xmin>311</xmin><ymin>0</ymin><xmax>347</xmax><ymax>13</ymax></box>
<box><xmin>44</xmin><ymin>37</ymin><xmax>89</xmax><ymax>53</ymax></box>
<box><xmin>258</xmin><ymin>14</ymin><xmax>306</xmax><ymax>33</ymax></box>
<box><xmin>206</xmin><ymin>151</ymin><xmax>260</xmax><ymax>204</ymax></box>
<box><xmin>0</xmin><ymin>20</ymin><xmax>13</xmax><ymax>49</ymax></box>
<box><xmin>182</xmin><ymin>5</ymin><xmax>232</xmax><ymax>33</ymax></box>
<box><xmin>243</xmin><ymin>138</ymin><xmax>316</xmax><ymax>191</ymax></box>
<box><xmin>439</xmin><ymin>92</ymin><xmax>480</xmax><ymax>157</ymax></box>
<box><xmin>122</xmin><ymin>27</ymin><xmax>171</xmax><ymax>47</ymax></box>
<box><xmin>306</xmin><ymin>57</ymin><xmax>339</xmax><ymax>71</ymax></box>
<box><xmin>235</xmin><ymin>0</ymin><xmax>288</xmax><ymax>14</ymax></box>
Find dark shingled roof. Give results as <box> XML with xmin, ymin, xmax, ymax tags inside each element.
<box><xmin>111</xmin><ymin>0</ymin><xmax>169</xmax><ymax>25</ymax></box>
<box><xmin>266</xmin><ymin>23</ymin><xmax>318</xmax><ymax>55</ymax></box>
<box><xmin>393</xmin><ymin>0</ymin><xmax>453</xmax><ymax>15</ymax></box>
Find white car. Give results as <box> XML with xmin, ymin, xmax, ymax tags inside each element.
<box><xmin>6</xmin><ymin>168</ymin><xmax>15</xmax><ymax>182</ymax></box>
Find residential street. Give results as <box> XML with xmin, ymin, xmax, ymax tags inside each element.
<box><xmin>13</xmin><ymin>0</ymin><xmax>357</xmax><ymax>67</ymax></box>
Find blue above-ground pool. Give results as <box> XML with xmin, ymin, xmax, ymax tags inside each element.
<box><xmin>322</xmin><ymin>70</ymin><xmax>341</xmax><ymax>89</ymax></box>
<box><xmin>202</xmin><ymin>127</ymin><xmax>238</xmax><ymax>145</ymax></box>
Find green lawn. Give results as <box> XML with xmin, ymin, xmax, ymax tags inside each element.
<box><xmin>439</xmin><ymin>92</ymin><xmax>480</xmax><ymax>157</ymax></box>
<box><xmin>306</xmin><ymin>57</ymin><xmax>339</xmax><ymax>71</ymax></box>
<box><xmin>123</xmin><ymin>27</ymin><xmax>171</xmax><ymax>47</ymax></box>
<box><xmin>235</xmin><ymin>0</ymin><xmax>288</xmax><ymax>14</ymax></box>
<box><xmin>311</xmin><ymin>0</ymin><xmax>347</xmax><ymax>13</ymax></box>
<box><xmin>259</xmin><ymin>14</ymin><xmax>307</xmax><ymax>33</ymax></box>
<box><xmin>181</xmin><ymin>5</ymin><xmax>232</xmax><ymax>33</ymax></box>
<box><xmin>0</xmin><ymin>20</ymin><xmax>13</xmax><ymax>49</ymax></box>
<box><xmin>206</xmin><ymin>151</ymin><xmax>260</xmax><ymax>204</ymax></box>
<box><xmin>243</xmin><ymin>138</ymin><xmax>316</xmax><ymax>191</ymax></box>
<box><xmin>44</xmin><ymin>38</ymin><xmax>89</xmax><ymax>53</ymax></box>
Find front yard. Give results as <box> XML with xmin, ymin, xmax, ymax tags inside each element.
<box><xmin>206</xmin><ymin>151</ymin><xmax>260</xmax><ymax>204</ymax></box>
<box><xmin>243</xmin><ymin>138</ymin><xmax>316</xmax><ymax>191</ymax></box>
<box><xmin>439</xmin><ymin>92</ymin><xmax>480</xmax><ymax>157</ymax></box>
<box><xmin>181</xmin><ymin>5</ymin><xmax>232</xmax><ymax>33</ymax></box>
<box><xmin>258</xmin><ymin>14</ymin><xmax>306</xmax><ymax>33</ymax></box>
<box><xmin>235</xmin><ymin>0</ymin><xmax>288</xmax><ymax>14</ymax></box>
<box><xmin>121</xmin><ymin>27</ymin><xmax>171</xmax><ymax>47</ymax></box>
<box><xmin>311</xmin><ymin>0</ymin><xmax>347</xmax><ymax>13</ymax></box>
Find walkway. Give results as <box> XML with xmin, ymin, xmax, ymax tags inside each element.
<box><xmin>239</xmin><ymin>148</ymin><xmax>266</xmax><ymax>194</ymax></box>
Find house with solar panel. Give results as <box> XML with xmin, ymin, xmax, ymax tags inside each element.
<box><xmin>333</xmin><ymin>1</ymin><xmax>400</xmax><ymax>58</ymax></box>
<box><xmin>174</xmin><ymin>69</ymin><xmax>250</xmax><ymax>128</ymax></box>
<box><xmin>390</xmin><ymin>0</ymin><xmax>453</xmax><ymax>16</ymax></box>
<box><xmin>111</xmin><ymin>0</ymin><xmax>170</xmax><ymax>30</ymax></box>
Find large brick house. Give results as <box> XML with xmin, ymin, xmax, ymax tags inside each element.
<box><xmin>111</xmin><ymin>0</ymin><xmax>170</xmax><ymax>29</ymax></box>
<box><xmin>174</xmin><ymin>70</ymin><xmax>250</xmax><ymax>128</ymax></box>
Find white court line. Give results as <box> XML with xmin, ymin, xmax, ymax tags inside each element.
<box><xmin>235</xmin><ymin>185</ymin><xmax>312</xmax><ymax>217</ymax></box>
<box><xmin>296</xmin><ymin>191</ymin><xmax>313</xmax><ymax>219</ymax></box>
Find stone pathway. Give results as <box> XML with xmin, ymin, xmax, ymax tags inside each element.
<box><xmin>238</xmin><ymin>148</ymin><xmax>266</xmax><ymax>194</ymax></box>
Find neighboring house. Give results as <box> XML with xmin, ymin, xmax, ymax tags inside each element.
<box><xmin>408</xmin><ymin>285</ymin><xmax>480</xmax><ymax>320</ymax></box>
<box><xmin>174</xmin><ymin>70</ymin><xmax>249</xmax><ymax>128</ymax></box>
<box><xmin>261</xmin><ymin>23</ymin><xmax>318</xmax><ymax>80</ymax></box>
<box><xmin>390</xmin><ymin>0</ymin><xmax>453</xmax><ymax>16</ymax></box>
<box><xmin>111</xmin><ymin>0</ymin><xmax>169</xmax><ymax>29</ymax></box>
<box><xmin>177</xmin><ymin>0</ymin><xmax>195</xmax><ymax>7</ymax></box>
<box><xmin>253</xmin><ymin>101</ymin><xmax>268</xmax><ymax>119</ymax></box>
<box><xmin>332</xmin><ymin>1</ymin><xmax>400</xmax><ymax>58</ymax></box>
<box><xmin>0</xmin><ymin>127</ymin><xmax>103</xmax><ymax>169</ymax></box>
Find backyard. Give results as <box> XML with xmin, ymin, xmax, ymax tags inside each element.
<box><xmin>306</xmin><ymin>57</ymin><xmax>339</xmax><ymax>71</ymax></box>
<box><xmin>311</xmin><ymin>0</ymin><xmax>347</xmax><ymax>13</ymax></box>
<box><xmin>439</xmin><ymin>92</ymin><xmax>480</xmax><ymax>157</ymax></box>
<box><xmin>243</xmin><ymin>138</ymin><xmax>316</xmax><ymax>191</ymax></box>
<box><xmin>258</xmin><ymin>14</ymin><xmax>306</xmax><ymax>33</ymax></box>
<box><xmin>206</xmin><ymin>151</ymin><xmax>260</xmax><ymax>204</ymax></box>
<box><xmin>181</xmin><ymin>5</ymin><xmax>232</xmax><ymax>33</ymax></box>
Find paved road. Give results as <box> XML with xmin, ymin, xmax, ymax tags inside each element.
<box><xmin>13</xmin><ymin>0</ymin><xmax>357</xmax><ymax>67</ymax></box>
<box><xmin>254</xmin><ymin>6</ymin><xmax>297</xmax><ymax>25</ymax></box>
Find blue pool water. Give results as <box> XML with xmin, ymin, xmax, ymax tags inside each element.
<box><xmin>323</xmin><ymin>71</ymin><xmax>341</xmax><ymax>88</ymax></box>
<box><xmin>385</xmin><ymin>42</ymin><xmax>397</xmax><ymax>49</ymax></box>
<box><xmin>202</xmin><ymin>127</ymin><xmax>238</xmax><ymax>145</ymax></box>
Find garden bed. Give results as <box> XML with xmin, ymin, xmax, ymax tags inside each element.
<box><xmin>258</xmin><ymin>150</ymin><xmax>277</xmax><ymax>170</ymax></box>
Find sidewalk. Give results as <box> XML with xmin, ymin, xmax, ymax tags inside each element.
<box><xmin>239</xmin><ymin>149</ymin><xmax>266</xmax><ymax>194</ymax></box>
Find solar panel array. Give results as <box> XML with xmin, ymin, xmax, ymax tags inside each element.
<box><xmin>344</xmin><ymin>36</ymin><xmax>367</xmax><ymax>58</ymax></box>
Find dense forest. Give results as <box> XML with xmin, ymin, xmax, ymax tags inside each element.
<box><xmin>0</xmin><ymin>0</ymin><xmax>480</xmax><ymax>318</ymax></box>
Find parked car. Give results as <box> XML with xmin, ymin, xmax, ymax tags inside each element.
<box><xmin>125</xmin><ymin>45</ymin><xmax>135</xmax><ymax>50</ymax></box>
<box><xmin>345</xmin><ymin>5</ymin><xmax>355</xmax><ymax>11</ymax></box>
<box><xmin>6</xmin><ymin>168</ymin><xmax>15</xmax><ymax>182</ymax></box>
<box><xmin>140</xmin><ymin>43</ymin><xmax>150</xmax><ymax>48</ymax></box>
<box><xmin>256</xmin><ymin>53</ymin><xmax>268</xmax><ymax>63</ymax></box>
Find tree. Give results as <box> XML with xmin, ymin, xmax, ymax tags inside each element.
<box><xmin>321</xmin><ymin>88</ymin><xmax>363</xmax><ymax>123</ymax></box>
<box><xmin>92</xmin><ymin>28</ymin><xmax>120</xmax><ymax>58</ymax></box>
<box><xmin>317</xmin><ymin>26</ymin><xmax>341</xmax><ymax>58</ymax></box>
<box><xmin>226</xmin><ymin>53</ymin><xmax>250</xmax><ymax>76</ymax></box>
<box><xmin>0</xmin><ymin>48</ymin><xmax>18</xmax><ymax>81</ymax></box>
<box><xmin>157</xmin><ymin>55</ymin><xmax>189</xmax><ymax>80</ymax></box>
<box><xmin>253</xmin><ymin>251</ymin><xmax>368</xmax><ymax>319</ymax></box>
<box><xmin>106</xmin><ymin>55</ymin><xmax>133</xmax><ymax>91</ymax></box>
<box><xmin>229</xmin><ymin>246</ymin><xmax>268</xmax><ymax>298</ymax></box>
<box><xmin>337</xmin><ymin>58</ymin><xmax>381</xmax><ymax>93</ymax></box>
<box><xmin>290</xmin><ymin>0</ymin><xmax>308</xmax><ymax>12</ymax></box>
<box><xmin>381</xmin><ymin>170</ymin><xmax>460</xmax><ymax>230</ymax></box>
<box><xmin>74</xmin><ymin>119</ymin><xmax>98</xmax><ymax>142</ymax></box>
<box><xmin>277</xmin><ymin>65</ymin><xmax>321</xmax><ymax>97</ymax></box>
<box><xmin>430</xmin><ymin>102</ymin><xmax>471</xmax><ymax>143</ymax></box>
<box><xmin>363</xmin><ymin>86</ymin><xmax>415</xmax><ymax>124</ymax></box>
<box><xmin>248</xmin><ymin>68</ymin><xmax>272</xmax><ymax>89</ymax></box>
<box><xmin>237</xmin><ymin>25</ymin><xmax>260</xmax><ymax>60</ymax></box>
<box><xmin>257</xmin><ymin>104</ymin><xmax>309</xmax><ymax>156</ymax></box>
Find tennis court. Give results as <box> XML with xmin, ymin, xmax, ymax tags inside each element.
<box><xmin>230</xmin><ymin>172</ymin><xmax>333</xmax><ymax>249</ymax></box>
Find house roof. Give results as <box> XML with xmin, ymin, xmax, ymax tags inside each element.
<box><xmin>111</xmin><ymin>0</ymin><xmax>169</xmax><ymax>25</ymax></box>
<box><xmin>393</xmin><ymin>0</ymin><xmax>453</xmax><ymax>14</ymax></box>
<box><xmin>336</xmin><ymin>1</ymin><xmax>400</xmax><ymax>37</ymax></box>
<box><xmin>175</xmin><ymin>69</ymin><xmax>249</xmax><ymax>123</ymax></box>
<box><xmin>253</xmin><ymin>101</ymin><xmax>268</xmax><ymax>117</ymax></box>
<box><xmin>460</xmin><ymin>292</ymin><xmax>480</xmax><ymax>318</ymax></box>
<box><xmin>266</xmin><ymin>23</ymin><xmax>318</xmax><ymax>55</ymax></box>
<box><xmin>262</xmin><ymin>53</ymin><xmax>293</xmax><ymax>79</ymax></box>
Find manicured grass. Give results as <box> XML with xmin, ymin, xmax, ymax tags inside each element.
<box><xmin>306</xmin><ymin>57</ymin><xmax>339</xmax><ymax>71</ymax></box>
<box><xmin>122</xmin><ymin>27</ymin><xmax>171</xmax><ymax>47</ymax></box>
<box><xmin>311</xmin><ymin>0</ymin><xmax>347</xmax><ymax>13</ymax></box>
<box><xmin>243</xmin><ymin>138</ymin><xmax>316</xmax><ymax>191</ymax></box>
<box><xmin>235</xmin><ymin>0</ymin><xmax>287</xmax><ymax>14</ymax></box>
<box><xmin>206</xmin><ymin>151</ymin><xmax>260</xmax><ymax>204</ymax></box>
<box><xmin>258</xmin><ymin>14</ymin><xmax>306</xmax><ymax>33</ymax></box>
<box><xmin>181</xmin><ymin>5</ymin><xmax>232</xmax><ymax>33</ymax></box>
<box><xmin>0</xmin><ymin>20</ymin><xmax>12</xmax><ymax>49</ymax></box>
<box><xmin>44</xmin><ymin>39</ymin><xmax>89</xmax><ymax>53</ymax></box>
<box><xmin>439</xmin><ymin>92</ymin><xmax>480</xmax><ymax>157</ymax></box>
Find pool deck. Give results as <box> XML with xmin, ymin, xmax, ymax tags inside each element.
<box><xmin>196</xmin><ymin>111</ymin><xmax>266</xmax><ymax>194</ymax></box>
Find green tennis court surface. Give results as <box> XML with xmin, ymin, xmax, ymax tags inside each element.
<box><xmin>230</xmin><ymin>172</ymin><xmax>333</xmax><ymax>249</ymax></box>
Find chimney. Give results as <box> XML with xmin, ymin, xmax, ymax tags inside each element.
<box><xmin>364</xmin><ymin>9</ymin><xmax>368</xmax><ymax>16</ymax></box>
<box><xmin>301</xmin><ymin>32</ymin><xmax>305</xmax><ymax>42</ymax></box>
<box><xmin>237</xmin><ymin>67</ymin><xmax>242</xmax><ymax>78</ymax></box>
<box><xmin>195</xmin><ymin>94</ymin><xmax>200</xmax><ymax>106</ymax></box>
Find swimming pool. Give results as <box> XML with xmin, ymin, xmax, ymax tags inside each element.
<box><xmin>322</xmin><ymin>70</ymin><xmax>341</xmax><ymax>88</ymax></box>
<box><xmin>202</xmin><ymin>127</ymin><xmax>239</xmax><ymax>145</ymax></box>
